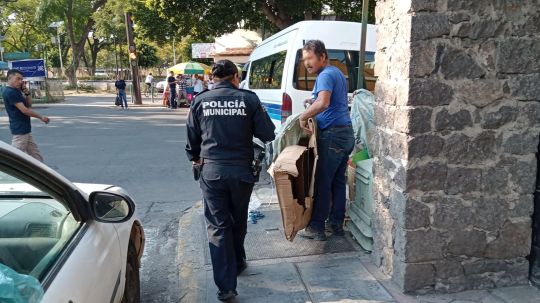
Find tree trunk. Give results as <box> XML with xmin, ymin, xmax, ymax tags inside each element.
<box><xmin>258</xmin><ymin>0</ymin><xmax>294</xmax><ymax>29</ymax></box>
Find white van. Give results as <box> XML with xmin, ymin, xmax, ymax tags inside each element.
<box><xmin>245</xmin><ymin>21</ymin><xmax>377</xmax><ymax>130</ymax></box>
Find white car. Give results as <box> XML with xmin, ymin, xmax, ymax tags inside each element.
<box><xmin>155</xmin><ymin>79</ymin><xmax>167</xmax><ymax>93</ymax></box>
<box><xmin>0</xmin><ymin>141</ymin><xmax>144</xmax><ymax>303</ymax></box>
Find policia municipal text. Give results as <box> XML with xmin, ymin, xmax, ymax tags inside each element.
<box><xmin>185</xmin><ymin>60</ymin><xmax>276</xmax><ymax>302</ymax></box>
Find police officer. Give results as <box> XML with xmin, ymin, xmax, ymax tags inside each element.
<box><xmin>185</xmin><ymin>60</ymin><xmax>275</xmax><ymax>302</ymax></box>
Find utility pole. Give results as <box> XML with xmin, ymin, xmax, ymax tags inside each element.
<box><xmin>173</xmin><ymin>36</ymin><xmax>176</xmax><ymax>65</ymax></box>
<box><xmin>357</xmin><ymin>0</ymin><xmax>369</xmax><ymax>90</ymax></box>
<box><xmin>125</xmin><ymin>12</ymin><xmax>142</xmax><ymax>105</ymax></box>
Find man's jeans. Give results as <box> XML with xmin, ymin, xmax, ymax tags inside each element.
<box><xmin>310</xmin><ymin>125</ymin><xmax>355</xmax><ymax>231</ymax></box>
<box><xmin>118</xmin><ymin>89</ymin><xmax>128</xmax><ymax>108</ymax></box>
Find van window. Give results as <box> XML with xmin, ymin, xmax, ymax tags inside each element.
<box><xmin>249</xmin><ymin>51</ymin><xmax>287</xmax><ymax>89</ymax></box>
<box><xmin>293</xmin><ymin>49</ymin><xmax>376</xmax><ymax>92</ymax></box>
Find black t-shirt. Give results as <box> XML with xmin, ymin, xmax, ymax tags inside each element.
<box><xmin>115</xmin><ymin>80</ymin><xmax>126</xmax><ymax>90</ymax></box>
<box><xmin>2</xmin><ymin>86</ymin><xmax>31</xmax><ymax>135</ymax></box>
<box><xmin>167</xmin><ymin>76</ymin><xmax>176</xmax><ymax>90</ymax></box>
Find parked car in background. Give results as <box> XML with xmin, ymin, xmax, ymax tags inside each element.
<box><xmin>155</xmin><ymin>79</ymin><xmax>167</xmax><ymax>93</ymax></box>
<box><xmin>0</xmin><ymin>141</ymin><xmax>144</xmax><ymax>303</ymax></box>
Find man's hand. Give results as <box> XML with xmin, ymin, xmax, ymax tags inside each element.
<box><xmin>41</xmin><ymin>116</ymin><xmax>50</xmax><ymax>124</ymax></box>
<box><xmin>303</xmin><ymin>98</ymin><xmax>314</xmax><ymax>109</ymax></box>
<box><xmin>192</xmin><ymin>158</ymin><xmax>202</xmax><ymax>165</ymax></box>
<box><xmin>299</xmin><ymin>116</ymin><xmax>311</xmax><ymax>133</ymax></box>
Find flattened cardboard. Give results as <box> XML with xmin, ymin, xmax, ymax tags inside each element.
<box><xmin>269</xmin><ymin>119</ymin><xmax>318</xmax><ymax>241</ymax></box>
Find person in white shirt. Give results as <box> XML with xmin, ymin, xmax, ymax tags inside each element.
<box><xmin>193</xmin><ymin>75</ymin><xmax>204</xmax><ymax>95</ymax></box>
<box><xmin>144</xmin><ymin>73</ymin><xmax>154</xmax><ymax>96</ymax></box>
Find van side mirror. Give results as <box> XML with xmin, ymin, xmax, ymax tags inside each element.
<box><xmin>89</xmin><ymin>191</ymin><xmax>135</xmax><ymax>223</ymax></box>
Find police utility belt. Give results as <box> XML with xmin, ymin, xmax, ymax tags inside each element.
<box><xmin>192</xmin><ymin>158</ymin><xmax>263</xmax><ymax>182</ymax></box>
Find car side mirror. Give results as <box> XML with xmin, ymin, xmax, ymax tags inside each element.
<box><xmin>89</xmin><ymin>191</ymin><xmax>135</xmax><ymax>223</ymax></box>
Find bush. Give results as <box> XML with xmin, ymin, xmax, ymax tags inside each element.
<box><xmin>64</xmin><ymin>83</ymin><xmax>96</xmax><ymax>92</ymax></box>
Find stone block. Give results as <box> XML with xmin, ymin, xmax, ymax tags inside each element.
<box><xmin>481</xmin><ymin>106</ymin><xmax>518</xmax><ymax>129</ymax></box>
<box><xmin>389</xmin><ymin>132</ymin><xmax>409</xmax><ymax>159</ymax></box>
<box><xmin>497</xmin><ymin>38</ymin><xmax>540</xmax><ymax>74</ymax></box>
<box><xmin>434</xmin><ymin>109</ymin><xmax>473</xmax><ymax>131</ymax></box>
<box><xmin>402</xmin><ymin>197</ymin><xmax>431</xmax><ymax>229</ymax></box>
<box><xmin>517</xmin><ymin>101</ymin><xmax>540</xmax><ymax>128</ymax></box>
<box><xmin>485</xmin><ymin>219</ymin><xmax>532</xmax><ymax>259</ymax></box>
<box><xmin>402</xmin><ymin>229</ymin><xmax>444</xmax><ymax>262</ymax></box>
<box><xmin>410</xmin><ymin>41</ymin><xmax>437</xmax><ymax>76</ymax></box>
<box><xmin>409</xmin><ymin>107</ymin><xmax>433</xmax><ymax>134</ymax></box>
<box><xmin>503</xmin><ymin>132</ymin><xmax>539</xmax><ymax>155</ymax></box>
<box><xmin>447</xmin><ymin>229</ymin><xmax>487</xmax><ymax>257</ymax></box>
<box><xmin>445</xmin><ymin>167</ymin><xmax>482</xmax><ymax>194</ymax></box>
<box><xmin>434</xmin><ymin>260</ymin><xmax>464</xmax><ymax>279</ymax></box>
<box><xmin>410</xmin><ymin>0</ymin><xmax>439</xmax><ymax>12</ymax></box>
<box><xmin>508</xmin><ymin>159</ymin><xmax>537</xmax><ymax>194</ymax></box>
<box><xmin>454</xmin><ymin>19</ymin><xmax>503</xmax><ymax>39</ymax></box>
<box><xmin>509</xmin><ymin>73</ymin><xmax>540</xmax><ymax>101</ymax></box>
<box><xmin>432</xmin><ymin>196</ymin><xmax>474</xmax><ymax>230</ymax></box>
<box><xmin>508</xmin><ymin>194</ymin><xmax>535</xmax><ymax>218</ymax></box>
<box><xmin>447</xmin><ymin>0</ymin><xmax>494</xmax><ymax>13</ymax></box>
<box><xmin>455</xmin><ymin>80</ymin><xmax>505</xmax><ymax>108</ymax></box>
<box><xmin>406</xmin><ymin>163</ymin><xmax>448</xmax><ymax>191</ymax></box>
<box><xmin>445</xmin><ymin>132</ymin><xmax>498</xmax><ymax>165</ymax></box>
<box><xmin>408</xmin><ymin>134</ymin><xmax>444</xmax><ymax>158</ymax></box>
<box><xmin>482</xmin><ymin>167</ymin><xmax>510</xmax><ymax>194</ymax></box>
<box><xmin>448</xmin><ymin>12</ymin><xmax>471</xmax><ymax>23</ymax></box>
<box><xmin>411</xmin><ymin>14</ymin><xmax>451</xmax><ymax>41</ymax></box>
<box><xmin>398</xmin><ymin>262</ymin><xmax>436</xmax><ymax>293</ymax></box>
<box><xmin>473</xmin><ymin>197</ymin><xmax>509</xmax><ymax>232</ymax></box>
<box><xmin>408</xmin><ymin>78</ymin><xmax>454</xmax><ymax>106</ymax></box>
<box><xmin>440</xmin><ymin>48</ymin><xmax>485</xmax><ymax>79</ymax></box>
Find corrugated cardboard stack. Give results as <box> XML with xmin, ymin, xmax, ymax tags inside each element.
<box><xmin>269</xmin><ymin>119</ymin><xmax>318</xmax><ymax>242</ymax></box>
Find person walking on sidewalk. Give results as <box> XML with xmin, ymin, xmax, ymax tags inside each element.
<box><xmin>186</xmin><ymin>60</ymin><xmax>275</xmax><ymax>302</ymax></box>
<box><xmin>298</xmin><ymin>40</ymin><xmax>355</xmax><ymax>241</ymax></box>
<box><xmin>114</xmin><ymin>76</ymin><xmax>128</xmax><ymax>109</ymax></box>
<box><xmin>2</xmin><ymin>69</ymin><xmax>50</xmax><ymax>162</ymax></box>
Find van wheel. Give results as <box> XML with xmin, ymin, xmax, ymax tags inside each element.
<box><xmin>121</xmin><ymin>242</ymin><xmax>140</xmax><ymax>303</ymax></box>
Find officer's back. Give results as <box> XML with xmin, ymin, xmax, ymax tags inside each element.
<box><xmin>186</xmin><ymin>61</ymin><xmax>275</xmax><ymax>162</ymax></box>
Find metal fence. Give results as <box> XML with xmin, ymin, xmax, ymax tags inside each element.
<box><xmin>0</xmin><ymin>79</ymin><xmax>64</xmax><ymax>104</ymax></box>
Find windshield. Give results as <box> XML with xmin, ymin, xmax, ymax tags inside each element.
<box><xmin>0</xmin><ymin>172</ymin><xmax>48</xmax><ymax>197</ymax></box>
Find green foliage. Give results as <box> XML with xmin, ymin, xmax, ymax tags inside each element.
<box><xmin>136</xmin><ymin>42</ymin><xmax>159</xmax><ymax>68</ymax></box>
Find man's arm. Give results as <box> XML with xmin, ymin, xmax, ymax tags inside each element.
<box><xmin>14</xmin><ymin>102</ymin><xmax>50</xmax><ymax>124</ymax></box>
<box><xmin>253</xmin><ymin>99</ymin><xmax>276</xmax><ymax>142</ymax></box>
<box><xmin>299</xmin><ymin>90</ymin><xmax>331</xmax><ymax>131</ymax></box>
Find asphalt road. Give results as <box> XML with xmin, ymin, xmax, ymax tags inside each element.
<box><xmin>0</xmin><ymin>94</ymin><xmax>201</xmax><ymax>302</ymax></box>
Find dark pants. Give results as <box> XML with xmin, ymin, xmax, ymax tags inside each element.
<box><xmin>169</xmin><ymin>87</ymin><xmax>177</xmax><ymax>108</ymax></box>
<box><xmin>118</xmin><ymin>89</ymin><xmax>128</xmax><ymax>108</ymax></box>
<box><xmin>310</xmin><ymin>125</ymin><xmax>355</xmax><ymax>231</ymax></box>
<box><xmin>200</xmin><ymin>163</ymin><xmax>255</xmax><ymax>292</ymax></box>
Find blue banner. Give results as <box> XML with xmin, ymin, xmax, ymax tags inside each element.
<box><xmin>9</xmin><ymin>59</ymin><xmax>46</xmax><ymax>78</ymax></box>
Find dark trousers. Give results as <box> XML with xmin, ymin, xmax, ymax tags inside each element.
<box><xmin>169</xmin><ymin>88</ymin><xmax>177</xmax><ymax>108</ymax></box>
<box><xmin>310</xmin><ymin>125</ymin><xmax>355</xmax><ymax>231</ymax></box>
<box><xmin>200</xmin><ymin>163</ymin><xmax>254</xmax><ymax>291</ymax></box>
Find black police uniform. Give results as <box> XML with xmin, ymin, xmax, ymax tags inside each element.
<box><xmin>185</xmin><ymin>80</ymin><xmax>275</xmax><ymax>293</ymax></box>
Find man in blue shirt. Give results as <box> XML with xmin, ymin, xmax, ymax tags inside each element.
<box><xmin>114</xmin><ymin>76</ymin><xmax>128</xmax><ymax>109</ymax></box>
<box><xmin>299</xmin><ymin>40</ymin><xmax>355</xmax><ymax>241</ymax></box>
<box><xmin>2</xmin><ymin>69</ymin><xmax>50</xmax><ymax>161</ymax></box>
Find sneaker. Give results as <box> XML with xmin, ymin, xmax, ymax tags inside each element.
<box><xmin>299</xmin><ymin>226</ymin><xmax>327</xmax><ymax>241</ymax></box>
<box><xmin>217</xmin><ymin>290</ymin><xmax>237</xmax><ymax>301</ymax></box>
<box><xmin>329</xmin><ymin>224</ymin><xmax>345</xmax><ymax>236</ymax></box>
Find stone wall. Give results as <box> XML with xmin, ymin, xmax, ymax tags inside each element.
<box><xmin>372</xmin><ymin>0</ymin><xmax>540</xmax><ymax>293</ymax></box>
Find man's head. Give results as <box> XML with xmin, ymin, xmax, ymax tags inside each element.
<box><xmin>149</xmin><ymin>72</ymin><xmax>152</xmax><ymax>76</ymax></box>
<box><xmin>116</xmin><ymin>74</ymin><xmax>123</xmax><ymax>80</ymax></box>
<box><xmin>6</xmin><ymin>69</ymin><xmax>24</xmax><ymax>89</ymax></box>
<box><xmin>302</xmin><ymin>40</ymin><xmax>328</xmax><ymax>74</ymax></box>
<box><xmin>211</xmin><ymin>60</ymin><xmax>239</xmax><ymax>87</ymax></box>
<box><xmin>169</xmin><ymin>71</ymin><xmax>174</xmax><ymax>76</ymax></box>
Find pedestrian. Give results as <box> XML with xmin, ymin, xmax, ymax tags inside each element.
<box><xmin>2</xmin><ymin>69</ymin><xmax>50</xmax><ymax>162</ymax></box>
<box><xmin>186</xmin><ymin>60</ymin><xmax>275</xmax><ymax>302</ymax></box>
<box><xmin>207</xmin><ymin>75</ymin><xmax>215</xmax><ymax>90</ymax></box>
<box><xmin>167</xmin><ymin>71</ymin><xmax>177</xmax><ymax>109</ymax></box>
<box><xmin>144</xmin><ymin>72</ymin><xmax>154</xmax><ymax>96</ymax></box>
<box><xmin>298</xmin><ymin>40</ymin><xmax>355</xmax><ymax>241</ymax></box>
<box><xmin>177</xmin><ymin>74</ymin><xmax>188</xmax><ymax>104</ymax></box>
<box><xmin>114</xmin><ymin>76</ymin><xmax>128</xmax><ymax>109</ymax></box>
<box><xmin>193</xmin><ymin>74</ymin><xmax>204</xmax><ymax>95</ymax></box>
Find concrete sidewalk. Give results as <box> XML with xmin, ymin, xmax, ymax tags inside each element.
<box><xmin>176</xmin><ymin>187</ymin><xmax>540</xmax><ymax>303</ymax></box>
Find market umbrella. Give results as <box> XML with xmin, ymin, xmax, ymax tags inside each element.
<box><xmin>167</xmin><ymin>61</ymin><xmax>210</xmax><ymax>75</ymax></box>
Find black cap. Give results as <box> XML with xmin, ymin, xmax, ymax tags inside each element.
<box><xmin>211</xmin><ymin>60</ymin><xmax>238</xmax><ymax>78</ymax></box>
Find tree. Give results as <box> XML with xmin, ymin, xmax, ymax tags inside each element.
<box><xmin>37</xmin><ymin>0</ymin><xmax>108</xmax><ymax>86</ymax></box>
<box><xmin>136</xmin><ymin>42</ymin><xmax>159</xmax><ymax>68</ymax></box>
<box><xmin>138</xmin><ymin>0</ymin><xmax>376</xmax><ymax>40</ymax></box>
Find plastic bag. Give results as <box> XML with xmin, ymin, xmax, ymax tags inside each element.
<box><xmin>0</xmin><ymin>264</ymin><xmax>44</xmax><ymax>303</ymax></box>
<box><xmin>350</xmin><ymin>89</ymin><xmax>376</xmax><ymax>158</ymax></box>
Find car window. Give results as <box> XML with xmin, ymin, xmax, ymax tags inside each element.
<box><xmin>293</xmin><ymin>49</ymin><xmax>376</xmax><ymax>92</ymax></box>
<box><xmin>249</xmin><ymin>51</ymin><xmax>287</xmax><ymax>89</ymax></box>
<box><xmin>0</xmin><ymin>170</ymin><xmax>80</xmax><ymax>281</ymax></box>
